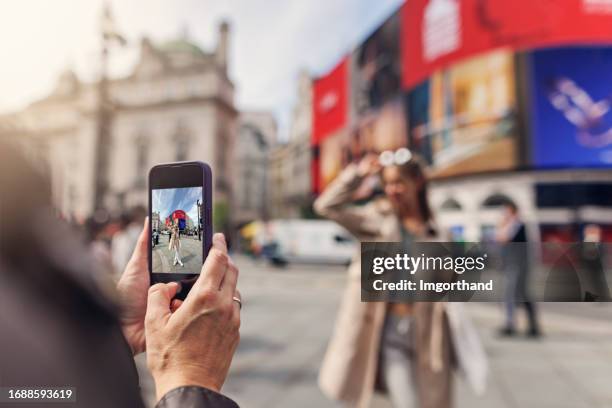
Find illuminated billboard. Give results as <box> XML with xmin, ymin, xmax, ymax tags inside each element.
<box><xmin>401</xmin><ymin>0</ymin><xmax>612</xmax><ymax>89</ymax></box>
<box><xmin>528</xmin><ymin>47</ymin><xmax>612</xmax><ymax>168</ymax></box>
<box><xmin>319</xmin><ymin>99</ymin><xmax>408</xmax><ymax>190</ymax></box>
<box><xmin>407</xmin><ymin>49</ymin><xmax>518</xmax><ymax>178</ymax></box>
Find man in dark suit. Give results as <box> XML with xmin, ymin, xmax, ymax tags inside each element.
<box><xmin>497</xmin><ymin>201</ymin><xmax>541</xmax><ymax>337</ymax></box>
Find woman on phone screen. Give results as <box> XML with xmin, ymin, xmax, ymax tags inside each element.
<box><xmin>169</xmin><ymin>219</ymin><xmax>183</xmax><ymax>267</ymax></box>
<box><xmin>315</xmin><ymin>150</ymin><xmax>487</xmax><ymax>408</ymax></box>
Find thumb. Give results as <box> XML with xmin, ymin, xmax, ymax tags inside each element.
<box><xmin>145</xmin><ymin>282</ymin><xmax>181</xmax><ymax>328</ymax></box>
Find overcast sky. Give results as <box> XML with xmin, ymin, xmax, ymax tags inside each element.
<box><xmin>152</xmin><ymin>186</ymin><xmax>201</xmax><ymax>224</ymax></box>
<box><xmin>0</xmin><ymin>0</ymin><xmax>402</xmax><ymax>140</ymax></box>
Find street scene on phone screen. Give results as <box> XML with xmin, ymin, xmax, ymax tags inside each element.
<box><xmin>151</xmin><ymin>187</ymin><xmax>203</xmax><ymax>274</ymax></box>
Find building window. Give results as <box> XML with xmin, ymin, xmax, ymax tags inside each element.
<box><xmin>440</xmin><ymin>198</ymin><xmax>462</xmax><ymax>212</ymax></box>
<box><xmin>242</xmin><ymin>163</ymin><xmax>252</xmax><ymax>209</ymax></box>
<box><xmin>174</xmin><ymin>121</ymin><xmax>191</xmax><ymax>162</ymax></box>
<box><xmin>481</xmin><ymin>194</ymin><xmax>514</xmax><ymax>209</ymax></box>
<box><xmin>216</xmin><ymin>127</ymin><xmax>228</xmax><ymax>191</ymax></box>
<box><xmin>134</xmin><ymin>133</ymin><xmax>148</xmax><ymax>188</ymax></box>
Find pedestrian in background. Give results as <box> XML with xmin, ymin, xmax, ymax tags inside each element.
<box><xmin>496</xmin><ymin>202</ymin><xmax>541</xmax><ymax>337</ymax></box>
<box><xmin>153</xmin><ymin>228</ymin><xmax>160</xmax><ymax>246</ymax></box>
<box><xmin>112</xmin><ymin>206</ymin><xmax>147</xmax><ymax>277</ymax></box>
<box><xmin>85</xmin><ymin>211</ymin><xmax>115</xmax><ymax>276</ymax></box>
<box><xmin>315</xmin><ymin>151</ymin><xmax>487</xmax><ymax>408</ymax></box>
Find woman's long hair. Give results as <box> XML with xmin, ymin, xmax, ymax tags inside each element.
<box><xmin>393</xmin><ymin>154</ymin><xmax>434</xmax><ymax>226</ymax></box>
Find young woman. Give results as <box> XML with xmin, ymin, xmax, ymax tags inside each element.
<box><xmin>168</xmin><ymin>220</ymin><xmax>183</xmax><ymax>267</ymax></box>
<box><xmin>315</xmin><ymin>150</ymin><xmax>487</xmax><ymax>408</ymax></box>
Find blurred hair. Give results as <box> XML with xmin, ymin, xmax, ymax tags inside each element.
<box><xmin>504</xmin><ymin>200</ymin><xmax>519</xmax><ymax>213</ymax></box>
<box><xmin>0</xmin><ymin>140</ymin><xmax>53</xmax><ymax>252</ymax></box>
<box><xmin>84</xmin><ymin>216</ymin><xmax>108</xmax><ymax>243</ymax></box>
<box><xmin>388</xmin><ymin>154</ymin><xmax>433</xmax><ymax>224</ymax></box>
<box><xmin>0</xmin><ymin>140</ymin><xmax>106</xmax><ymax>298</ymax></box>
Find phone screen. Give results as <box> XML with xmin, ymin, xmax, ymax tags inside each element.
<box><xmin>149</xmin><ymin>161</ymin><xmax>212</xmax><ymax>298</ymax></box>
<box><xmin>151</xmin><ymin>186</ymin><xmax>204</xmax><ymax>274</ymax></box>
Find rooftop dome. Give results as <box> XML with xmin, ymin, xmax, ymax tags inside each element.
<box><xmin>158</xmin><ymin>39</ymin><xmax>206</xmax><ymax>57</ymax></box>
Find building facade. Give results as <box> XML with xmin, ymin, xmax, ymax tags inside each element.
<box><xmin>431</xmin><ymin>169</ymin><xmax>612</xmax><ymax>244</ymax></box>
<box><xmin>268</xmin><ymin>70</ymin><xmax>313</xmax><ymax>219</ymax></box>
<box><xmin>234</xmin><ymin>111</ymin><xmax>276</xmax><ymax>225</ymax></box>
<box><xmin>0</xmin><ymin>22</ymin><xmax>237</xmax><ymax>225</ymax></box>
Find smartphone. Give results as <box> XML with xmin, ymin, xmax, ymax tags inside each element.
<box><xmin>148</xmin><ymin>161</ymin><xmax>212</xmax><ymax>299</ymax></box>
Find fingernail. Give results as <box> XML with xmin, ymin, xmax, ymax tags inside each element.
<box><xmin>168</xmin><ymin>281</ymin><xmax>181</xmax><ymax>292</ymax></box>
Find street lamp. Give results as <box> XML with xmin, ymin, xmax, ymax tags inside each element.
<box><xmin>93</xmin><ymin>2</ymin><xmax>126</xmax><ymax>211</ymax></box>
<box><xmin>196</xmin><ymin>199</ymin><xmax>202</xmax><ymax>241</ymax></box>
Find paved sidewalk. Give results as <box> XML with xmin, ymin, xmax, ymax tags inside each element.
<box><xmin>151</xmin><ymin>235</ymin><xmax>202</xmax><ymax>273</ymax></box>
<box><xmin>449</xmin><ymin>303</ymin><xmax>612</xmax><ymax>408</ymax></box>
<box><xmin>136</xmin><ymin>256</ymin><xmax>612</xmax><ymax>408</ymax></box>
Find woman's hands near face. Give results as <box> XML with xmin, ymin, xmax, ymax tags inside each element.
<box><xmin>117</xmin><ymin>218</ymin><xmax>150</xmax><ymax>355</ymax></box>
<box><xmin>145</xmin><ymin>233</ymin><xmax>241</xmax><ymax>400</ymax></box>
<box><xmin>357</xmin><ymin>153</ymin><xmax>382</xmax><ymax>177</ymax></box>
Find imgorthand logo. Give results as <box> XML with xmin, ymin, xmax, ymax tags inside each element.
<box><xmin>319</xmin><ymin>91</ymin><xmax>339</xmax><ymax>113</ymax></box>
<box><xmin>423</xmin><ymin>0</ymin><xmax>461</xmax><ymax>62</ymax></box>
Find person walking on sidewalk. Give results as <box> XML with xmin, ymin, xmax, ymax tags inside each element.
<box><xmin>169</xmin><ymin>220</ymin><xmax>184</xmax><ymax>267</ymax></box>
<box><xmin>315</xmin><ymin>151</ymin><xmax>487</xmax><ymax>408</ymax></box>
<box><xmin>496</xmin><ymin>201</ymin><xmax>541</xmax><ymax>337</ymax></box>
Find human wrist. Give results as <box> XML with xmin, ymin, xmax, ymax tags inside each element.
<box><xmin>121</xmin><ymin>323</ymin><xmax>144</xmax><ymax>355</ymax></box>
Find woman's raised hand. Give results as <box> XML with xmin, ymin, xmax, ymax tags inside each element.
<box><xmin>357</xmin><ymin>153</ymin><xmax>382</xmax><ymax>177</ymax></box>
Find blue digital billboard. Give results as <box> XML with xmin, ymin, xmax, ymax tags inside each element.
<box><xmin>529</xmin><ymin>47</ymin><xmax>612</xmax><ymax>168</ymax></box>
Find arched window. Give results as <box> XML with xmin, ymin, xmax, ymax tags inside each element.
<box><xmin>440</xmin><ymin>197</ymin><xmax>462</xmax><ymax>211</ymax></box>
<box><xmin>134</xmin><ymin>133</ymin><xmax>148</xmax><ymax>188</ymax></box>
<box><xmin>173</xmin><ymin>121</ymin><xmax>191</xmax><ymax>162</ymax></box>
<box><xmin>481</xmin><ymin>193</ymin><xmax>514</xmax><ymax>208</ymax></box>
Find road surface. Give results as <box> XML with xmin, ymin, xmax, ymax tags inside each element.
<box><xmin>136</xmin><ymin>255</ymin><xmax>612</xmax><ymax>408</ymax></box>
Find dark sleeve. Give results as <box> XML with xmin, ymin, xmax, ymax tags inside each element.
<box><xmin>512</xmin><ymin>224</ymin><xmax>527</xmax><ymax>242</ymax></box>
<box><xmin>156</xmin><ymin>386</ymin><xmax>239</xmax><ymax>408</ymax></box>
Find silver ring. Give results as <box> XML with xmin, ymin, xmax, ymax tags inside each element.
<box><xmin>232</xmin><ymin>296</ymin><xmax>242</xmax><ymax>310</ymax></box>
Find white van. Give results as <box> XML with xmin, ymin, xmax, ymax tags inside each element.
<box><xmin>261</xmin><ymin>219</ymin><xmax>357</xmax><ymax>265</ymax></box>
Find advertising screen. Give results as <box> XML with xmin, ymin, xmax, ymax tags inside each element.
<box><xmin>320</xmin><ymin>129</ymin><xmax>348</xmax><ymax>190</ymax></box>
<box><xmin>407</xmin><ymin>49</ymin><xmax>518</xmax><ymax>178</ymax></box>
<box><xmin>312</xmin><ymin>57</ymin><xmax>349</xmax><ymax>145</ymax></box>
<box><xmin>401</xmin><ymin>0</ymin><xmax>612</xmax><ymax>89</ymax></box>
<box><xmin>351</xmin><ymin>10</ymin><xmax>401</xmax><ymax>115</ymax></box>
<box><xmin>528</xmin><ymin>47</ymin><xmax>612</xmax><ymax>168</ymax></box>
<box><xmin>319</xmin><ymin>99</ymin><xmax>408</xmax><ymax>190</ymax></box>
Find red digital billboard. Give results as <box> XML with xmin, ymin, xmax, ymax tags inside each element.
<box><xmin>401</xmin><ymin>0</ymin><xmax>612</xmax><ymax>89</ymax></box>
<box><xmin>312</xmin><ymin>57</ymin><xmax>349</xmax><ymax>145</ymax></box>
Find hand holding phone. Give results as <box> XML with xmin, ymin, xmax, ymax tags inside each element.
<box><xmin>148</xmin><ymin>161</ymin><xmax>212</xmax><ymax>299</ymax></box>
<box><xmin>145</xmin><ymin>233</ymin><xmax>240</xmax><ymax>399</ymax></box>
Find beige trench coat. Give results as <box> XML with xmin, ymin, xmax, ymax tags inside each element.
<box><xmin>169</xmin><ymin>226</ymin><xmax>181</xmax><ymax>251</ymax></box>
<box><xmin>314</xmin><ymin>164</ymin><xmax>487</xmax><ymax>408</ymax></box>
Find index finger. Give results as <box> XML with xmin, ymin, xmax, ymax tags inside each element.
<box><xmin>211</xmin><ymin>233</ymin><xmax>227</xmax><ymax>254</ymax></box>
<box><xmin>192</xmin><ymin>233</ymin><xmax>229</xmax><ymax>292</ymax></box>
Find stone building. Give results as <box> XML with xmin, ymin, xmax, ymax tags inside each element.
<box><xmin>234</xmin><ymin>111</ymin><xmax>276</xmax><ymax>225</ymax></box>
<box><xmin>0</xmin><ymin>22</ymin><xmax>237</xmax><ymax>227</ymax></box>
<box><xmin>268</xmin><ymin>70</ymin><xmax>313</xmax><ymax>219</ymax></box>
<box><xmin>151</xmin><ymin>211</ymin><xmax>161</xmax><ymax>232</ymax></box>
